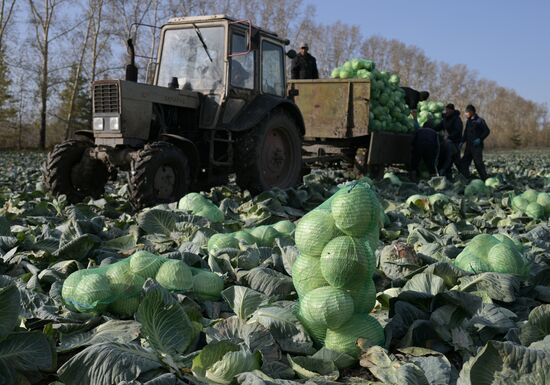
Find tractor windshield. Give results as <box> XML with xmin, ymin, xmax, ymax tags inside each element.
<box><xmin>157</xmin><ymin>26</ymin><xmax>224</xmax><ymax>92</ymax></box>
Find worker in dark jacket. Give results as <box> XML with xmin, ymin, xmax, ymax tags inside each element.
<box><xmin>460</xmin><ymin>104</ymin><xmax>490</xmax><ymax>180</ymax></box>
<box><xmin>291</xmin><ymin>43</ymin><xmax>319</xmax><ymax>79</ymax></box>
<box><xmin>435</xmin><ymin>103</ymin><xmax>463</xmax><ymax>180</ymax></box>
<box><xmin>410</xmin><ymin>119</ymin><xmax>444</xmax><ymax>181</ymax></box>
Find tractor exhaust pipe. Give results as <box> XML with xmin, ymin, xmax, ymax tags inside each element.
<box><xmin>126</xmin><ymin>38</ymin><xmax>138</xmax><ymax>82</ymax></box>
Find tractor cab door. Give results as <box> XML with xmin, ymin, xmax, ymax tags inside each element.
<box><xmin>220</xmin><ymin>24</ymin><xmax>257</xmax><ymax>125</ymax></box>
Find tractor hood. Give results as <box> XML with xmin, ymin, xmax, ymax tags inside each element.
<box><xmin>92</xmin><ymin>80</ymin><xmax>200</xmax><ymax>146</ymax></box>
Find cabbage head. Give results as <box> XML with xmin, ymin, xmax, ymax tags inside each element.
<box><xmin>208</xmin><ymin>233</ymin><xmax>240</xmax><ymax>256</ymax></box>
<box><xmin>292</xmin><ymin>254</ymin><xmax>328</xmax><ymax>297</ymax></box>
<box><xmin>192</xmin><ymin>341</ymin><xmax>261</xmax><ymax>385</ymax></box>
<box><xmin>249</xmin><ymin>225</ymin><xmax>281</xmax><ymax>247</ymax></box>
<box><xmin>232</xmin><ymin>231</ymin><xmax>257</xmax><ymax>245</ymax></box>
<box><xmin>320</xmin><ymin>236</ymin><xmax>371</xmax><ymax>289</ymax></box>
<box><xmin>129</xmin><ymin>251</ymin><xmax>165</xmax><ymax>278</ymax></box>
<box><xmin>324</xmin><ymin>314</ymin><xmax>384</xmax><ymax>358</ymax></box>
<box><xmin>192</xmin><ymin>270</ymin><xmax>224</xmax><ymax>300</ymax></box>
<box><xmin>331</xmin><ymin>185</ymin><xmax>377</xmax><ymax>237</ymax></box>
<box><xmin>71</xmin><ymin>273</ymin><xmax>112</xmax><ymax>313</ymax></box>
<box><xmin>273</xmin><ymin>220</ymin><xmax>296</xmax><ymax>236</ymax></box>
<box><xmin>299</xmin><ymin>286</ymin><xmax>354</xmax><ymax>329</ymax></box>
<box><xmin>155</xmin><ymin>260</ymin><xmax>193</xmax><ymax>291</ymax></box>
<box><xmin>295</xmin><ymin>209</ymin><xmax>339</xmax><ymax>257</ymax></box>
<box><xmin>525</xmin><ymin>202</ymin><xmax>545</xmax><ymax>220</ymax></box>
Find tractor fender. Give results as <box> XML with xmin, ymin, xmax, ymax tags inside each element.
<box><xmin>159</xmin><ymin>133</ymin><xmax>200</xmax><ymax>181</ymax></box>
<box><xmin>73</xmin><ymin>130</ymin><xmax>95</xmax><ymax>141</ymax></box>
<box><xmin>226</xmin><ymin>95</ymin><xmax>305</xmax><ymax>136</ymax></box>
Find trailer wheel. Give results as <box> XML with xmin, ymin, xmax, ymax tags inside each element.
<box><xmin>129</xmin><ymin>141</ymin><xmax>190</xmax><ymax>208</ymax></box>
<box><xmin>43</xmin><ymin>140</ymin><xmax>108</xmax><ymax>203</ymax></box>
<box><xmin>235</xmin><ymin>112</ymin><xmax>302</xmax><ymax>194</ymax></box>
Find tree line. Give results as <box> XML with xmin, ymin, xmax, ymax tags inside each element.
<box><xmin>0</xmin><ymin>0</ymin><xmax>548</xmax><ymax>149</ymax></box>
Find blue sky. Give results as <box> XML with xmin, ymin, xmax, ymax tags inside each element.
<box><xmin>308</xmin><ymin>0</ymin><xmax>550</xmax><ymax>109</ymax></box>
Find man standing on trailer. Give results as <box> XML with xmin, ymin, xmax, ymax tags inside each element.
<box><xmin>291</xmin><ymin>43</ymin><xmax>319</xmax><ymax>79</ymax></box>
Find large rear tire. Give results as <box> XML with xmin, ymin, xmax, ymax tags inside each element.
<box><xmin>43</xmin><ymin>140</ymin><xmax>108</xmax><ymax>203</ymax></box>
<box><xmin>235</xmin><ymin>112</ymin><xmax>302</xmax><ymax>194</ymax></box>
<box><xmin>129</xmin><ymin>141</ymin><xmax>190</xmax><ymax>208</ymax></box>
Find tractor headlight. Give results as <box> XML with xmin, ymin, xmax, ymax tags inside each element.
<box><xmin>109</xmin><ymin>117</ymin><xmax>119</xmax><ymax>130</ymax></box>
<box><xmin>93</xmin><ymin>117</ymin><xmax>104</xmax><ymax>131</ymax></box>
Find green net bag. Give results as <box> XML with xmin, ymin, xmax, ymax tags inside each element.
<box><xmin>292</xmin><ymin>178</ymin><xmax>385</xmax><ymax>358</ymax></box>
<box><xmin>62</xmin><ymin>251</ymin><xmax>195</xmax><ymax>315</ymax></box>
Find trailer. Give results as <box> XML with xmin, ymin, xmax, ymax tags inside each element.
<box><xmin>288</xmin><ymin>79</ymin><xmax>413</xmax><ymax>178</ymax></box>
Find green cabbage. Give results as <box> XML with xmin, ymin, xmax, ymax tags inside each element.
<box><xmin>192</xmin><ymin>341</ymin><xmax>261</xmax><ymax>385</ymax></box>
<box><xmin>521</xmin><ymin>189</ymin><xmax>539</xmax><ymax>203</ymax></box>
<box><xmin>465</xmin><ymin>179</ymin><xmax>489</xmax><ymax>197</ymax></box>
<box><xmin>178</xmin><ymin>192</ymin><xmax>224</xmax><ymax>223</ymax></box>
<box><xmin>272</xmin><ymin>220</ymin><xmax>296</xmax><ymax>236</ymax></box>
<box><xmin>525</xmin><ymin>202</ymin><xmax>545</xmax><ymax>219</ymax></box>
<box><xmin>62</xmin><ymin>269</ymin><xmax>88</xmax><ymax>312</ymax></box>
<box><xmin>486</xmin><ymin>243</ymin><xmax>526</xmax><ymax>275</ymax></box>
<box><xmin>249</xmin><ymin>225</ymin><xmax>281</xmax><ymax>247</ymax></box>
<box><xmin>454</xmin><ymin>234</ymin><xmax>527</xmax><ymax>276</ymax></box>
<box><xmin>155</xmin><ymin>260</ymin><xmax>193</xmax><ymax>291</ymax></box>
<box><xmin>320</xmin><ymin>236</ymin><xmax>371</xmax><ymax>289</ymax></box>
<box><xmin>71</xmin><ymin>273</ymin><xmax>112</xmax><ymax>313</ymax></box>
<box><xmin>106</xmin><ymin>260</ymin><xmax>144</xmax><ymax>297</ymax></box>
<box><xmin>324</xmin><ymin>314</ymin><xmax>384</xmax><ymax>358</ymax></box>
<box><xmin>299</xmin><ymin>286</ymin><xmax>354</xmax><ymax>329</ymax></box>
<box><xmin>295</xmin><ymin>210</ymin><xmax>338</xmax><ymax>257</ymax></box>
<box><xmin>208</xmin><ymin>233</ymin><xmax>240</xmax><ymax>256</ymax></box>
<box><xmin>292</xmin><ymin>254</ymin><xmax>329</xmax><ymax>297</ymax></box>
<box><xmin>536</xmin><ymin>192</ymin><xmax>550</xmax><ymax>216</ymax></box>
<box><xmin>331</xmin><ymin>185</ymin><xmax>377</xmax><ymax>237</ymax></box>
<box><xmin>512</xmin><ymin>196</ymin><xmax>529</xmax><ymax>212</ymax></box>
<box><xmin>485</xmin><ymin>177</ymin><xmax>501</xmax><ymax>188</ymax></box>
<box><xmin>108</xmin><ymin>295</ymin><xmax>141</xmax><ymax>318</ymax></box>
<box><xmin>192</xmin><ymin>270</ymin><xmax>224</xmax><ymax>300</ymax></box>
<box><xmin>349</xmin><ymin>278</ymin><xmax>376</xmax><ymax>313</ymax></box>
<box><xmin>129</xmin><ymin>250</ymin><xmax>164</xmax><ymax>278</ymax></box>
<box><xmin>232</xmin><ymin>231</ymin><xmax>257</xmax><ymax>245</ymax></box>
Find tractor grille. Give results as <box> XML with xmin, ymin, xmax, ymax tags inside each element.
<box><xmin>93</xmin><ymin>82</ymin><xmax>120</xmax><ymax>113</ymax></box>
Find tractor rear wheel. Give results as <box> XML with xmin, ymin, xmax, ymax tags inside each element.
<box><xmin>43</xmin><ymin>140</ymin><xmax>108</xmax><ymax>203</ymax></box>
<box><xmin>129</xmin><ymin>141</ymin><xmax>190</xmax><ymax>208</ymax></box>
<box><xmin>235</xmin><ymin>112</ymin><xmax>302</xmax><ymax>194</ymax></box>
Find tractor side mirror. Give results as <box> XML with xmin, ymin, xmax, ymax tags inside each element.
<box><xmin>286</xmin><ymin>49</ymin><xmax>297</xmax><ymax>59</ymax></box>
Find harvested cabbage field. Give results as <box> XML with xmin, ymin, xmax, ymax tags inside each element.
<box><xmin>0</xmin><ymin>149</ymin><xmax>549</xmax><ymax>385</ymax></box>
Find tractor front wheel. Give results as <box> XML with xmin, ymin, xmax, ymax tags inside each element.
<box><xmin>43</xmin><ymin>140</ymin><xmax>108</xmax><ymax>203</ymax></box>
<box><xmin>129</xmin><ymin>141</ymin><xmax>190</xmax><ymax>208</ymax></box>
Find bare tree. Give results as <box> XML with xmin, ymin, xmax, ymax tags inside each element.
<box><xmin>28</xmin><ymin>0</ymin><xmax>64</xmax><ymax>149</ymax></box>
<box><xmin>0</xmin><ymin>0</ymin><xmax>16</xmax><ymax>51</ymax></box>
<box><xmin>63</xmin><ymin>4</ymin><xmax>94</xmax><ymax>139</ymax></box>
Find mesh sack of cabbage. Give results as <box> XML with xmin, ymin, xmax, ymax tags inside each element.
<box><xmin>207</xmin><ymin>220</ymin><xmax>296</xmax><ymax>257</ymax></box>
<box><xmin>292</xmin><ymin>181</ymin><xmax>384</xmax><ymax>357</ymax></box>
<box><xmin>62</xmin><ymin>251</ymin><xmax>224</xmax><ymax>316</ymax></box>
<box><xmin>453</xmin><ymin>233</ymin><xmax>528</xmax><ymax>277</ymax></box>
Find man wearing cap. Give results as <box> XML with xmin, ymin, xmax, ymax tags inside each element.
<box><xmin>291</xmin><ymin>43</ymin><xmax>319</xmax><ymax>79</ymax></box>
<box><xmin>435</xmin><ymin>103</ymin><xmax>463</xmax><ymax>180</ymax></box>
<box><xmin>460</xmin><ymin>104</ymin><xmax>490</xmax><ymax>180</ymax></box>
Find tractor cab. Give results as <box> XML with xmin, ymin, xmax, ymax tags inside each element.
<box><xmin>155</xmin><ymin>15</ymin><xmax>291</xmax><ymax>128</ymax></box>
